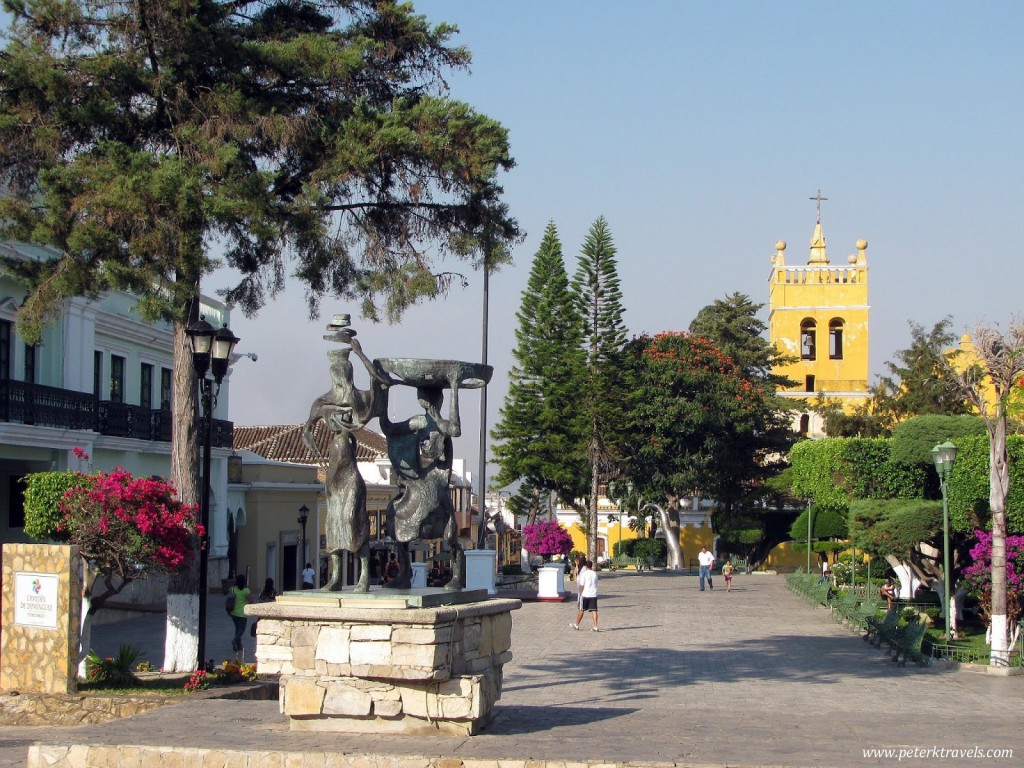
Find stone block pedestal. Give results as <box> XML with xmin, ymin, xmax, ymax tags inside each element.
<box><xmin>247</xmin><ymin>592</ymin><xmax>520</xmax><ymax>735</ymax></box>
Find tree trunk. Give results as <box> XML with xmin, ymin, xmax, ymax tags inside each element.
<box><xmin>164</xmin><ymin>312</ymin><xmax>201</xmax><ymax>672</ymax></box>
<box><xmin>645</xmin><ymin>502</ymin><xmax>683</xmax><ymax>570</ymax></box>
<box><xmin>587</xmin><ymin>459</ymin><xmax>599</xmax><ymax>563</ymax></box>
<box><xmin>988</xmin><ymin>414</ymin><xmax>1010</xmax><ymax>666</ymax></box>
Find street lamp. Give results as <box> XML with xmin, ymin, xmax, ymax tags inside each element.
<box><xmin>932</xmin><ymin>440</ymin><xmax>958</xmax><ymax>639</ymax></box>
<box><xmin>187</xmin><ymin>316</ymin><xmax>239</xmax><ymax>672</ymax></box>
<box><xmin>298</xmin><ymin>504</ymin><xmax>310</xmax><ymax>580</ymax></box>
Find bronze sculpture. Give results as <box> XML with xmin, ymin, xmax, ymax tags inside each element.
<box><xmin>307</xmin><ymin>316</ymin><xmax>491</xmax><ymax>593</ymax></box>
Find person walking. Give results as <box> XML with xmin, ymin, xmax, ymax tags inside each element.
<box><xmin>569</xmin><ymin>559</ymin><xmax>600</xmax><ymax>631</ymax></box>
<box><xmin>301</xmin><ymin>562</ymin><xmax>316</xmax><ymax>589</ymax></box>
<box><xmin>722</xmin><ymin>559</ymin><xmax>734</xmax><ymax>592</ymax></box>
<box><xmin>698</xmin><ymin>546</ymin><xmax>715</xmax><ymax>591</ymax></box>
<box><xmin>227</xmin><ymin>574</ymin><xmax>256</xmax><ymax>653</ymax></box>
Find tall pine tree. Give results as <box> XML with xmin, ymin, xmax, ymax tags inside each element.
<box><xmin>571</xmin><ymin>216</ymin><xmax>628</xmax><ymax>562</ymax></box>
<box><xmin>491</xmin><ymin>222</ymin><xmax>587</xmax><ymax>524</ymax></box>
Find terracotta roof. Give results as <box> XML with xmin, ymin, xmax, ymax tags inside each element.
<box><xmin>233</xmin><ymin>423</ymin><xmax>387</xmax><ymax>465</ymax></box>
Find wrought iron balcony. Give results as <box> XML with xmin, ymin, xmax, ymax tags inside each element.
<box><xmin>0</xmin><ymin>379</ymin><xmax>233</xmax><ymax>447</ymax></box>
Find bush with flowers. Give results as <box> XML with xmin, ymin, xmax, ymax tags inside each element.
<box><xmin>961</xmin><ymin>529</ymin><xmax>1024</xmax><ymax>626</ymax></box>
<box><xmin>22</xmin><ymin>449</ymin><xmax>202</xmax><ymax>675</ymax></box>
<box><xmin>213</xmin><ymin>659</ymin><xmax>258</xmax><ymax>684</ymax></box>
<box><xmin>522</xmin><ymin>520</ymin><xmax>574</xmax><ymax>561</ymax></box>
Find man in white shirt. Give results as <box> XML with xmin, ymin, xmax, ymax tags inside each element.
<box><xmin>569</xmin><ymin>559</ymin><xmax>600</xmax><ymax>631</ymax></box>
<box><xmin>697</xmin><ymin>547</ymin><xmax>715</xmax><ymax>591</ymax></box>
<box><xmin>301</xmin><ymin>562</ymin><xmax>316</xmax><ymax>589</ymax></box>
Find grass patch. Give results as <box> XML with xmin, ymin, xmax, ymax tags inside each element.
<box><xmin>77</xmin><ymin>675</ymin><xmax>191</xmax><ymax>696</ymax></box>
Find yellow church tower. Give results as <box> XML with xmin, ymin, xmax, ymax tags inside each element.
<box><xmin>768</xmin><ymin>192</ymin><xmax>871</xmax><ymax>436</ymax></box>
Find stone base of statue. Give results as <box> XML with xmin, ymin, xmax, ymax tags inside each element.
<box><xmin>246</xmin><ymin>589</ymin><xmax>520</xmax><ymax>735</ymax></box>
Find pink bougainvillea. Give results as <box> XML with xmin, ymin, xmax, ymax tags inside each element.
<box><xmin>961</xmin><ymin>529</ymin><xmax>1024</xmax><ymax>624</ymax></box>
<box><xmin>522</xmin><ymin>520</ymin><xmax>574</xmax><ymax>560</ymax></box>
<box><xmin>58</xmin><ymin>468</ymin><xmax>201</xmax><ymax>576</ymax></box>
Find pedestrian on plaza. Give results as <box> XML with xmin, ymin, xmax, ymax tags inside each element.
<box><xmin>301</xmin><ymin>562</ymin><xmax>316</xmax><ymax>589</ymax></box>
<box><xmin>570</xmin><ymin>553</ymin><xmax>585</xmax><ymax>582</ymax></box>
<box><xmin>722</xmin><ymin>560</ymin><xmax>734</xmax><ymax>592</ymax></box>
<box><xmin>227</xmin><ymin>574</ymin><xmax>256</xmax><ymax>653</ymax></box>
<box><xmin>570</xmin><ymin>559</ymin><xmax>600</xmax><ymax>631</ymax></box>
<box><xmin>697</xmin><ymin>546</ymin><xmax>715</xmax><ymax>591</ymax></box>
<box><xmin>260</xmin><ymin>578</ymin><xmax>277</xmax><ymax>601</ymax></box>
<box><xmin>879</xmin><ymin>577</ymin><xmax>896</xmax><ymax>610</ymax></box>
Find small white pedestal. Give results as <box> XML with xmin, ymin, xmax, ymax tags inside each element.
<box><xmin>537</xmin><ymin>562</ymin><xmax>566</xmax><ymax>602</ymax></box>
<box><xmin>411</xmin><ymin>562</ymin><xmax>428</xmax><ymax>588</ymax></box>
<box><xmin>464</xmin><ymin>549</ymin><xmax>498</xmax><ymax>595</ymax></box>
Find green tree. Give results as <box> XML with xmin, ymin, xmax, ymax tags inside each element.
<box><xmin>622</xmin><ymin>332</ymin><xmax>789</xmax><ymax>569</ymax></box>
<box><xmin>688</xmin><ymin>292</ymin><xmax>798</xmax><ymax>550</ymax></box>
<box><xmin>0</xmin><ymin>0</ymin><xmax>519</xmax><ymax>670</ymax></box>
<box><xmin>570</xmin><ymin>216</ymin><xmax>628</xmax><ymax>562</ymax></box>
<box><xmin>491</xmin><ymin>222</ymin><xmax>587</xmax><ymax>522</ymax></box>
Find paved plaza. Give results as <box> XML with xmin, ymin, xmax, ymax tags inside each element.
<box><xmin>2</xmin><ymin>571</ymin><xmax>1022</xmax><ymax>767</ymax></box>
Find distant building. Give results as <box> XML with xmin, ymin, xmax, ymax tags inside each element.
<box><xmin>0</xmin><ymin>241</ymin><xmax>235</xmax><ymax>592</ymax></box>
<box><xmin>768</xmin><ymin>208</ymin><xmax>871</xmax><ymax>437</ymax></box>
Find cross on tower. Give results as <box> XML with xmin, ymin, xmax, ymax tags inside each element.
<box><xmin>810</xmin><ymin>189</ymin><xmax>828</xmax><ymax>223</ymax></box>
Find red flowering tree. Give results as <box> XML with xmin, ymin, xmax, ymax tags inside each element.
<box><xmin>521</xmin><ymin>520</ymin><xmax>574</xmax><ymax>561</ymax></box>
<box><xmin>24</xmin><ymin>454</ymin><xmax>200</xmax><ymax>671</ymax></box>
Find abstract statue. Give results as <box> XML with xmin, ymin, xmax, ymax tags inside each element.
<box><xmin>307</xmin><ymin>315</ymin><xmax>491</xmax><ymax>593</ymax></box>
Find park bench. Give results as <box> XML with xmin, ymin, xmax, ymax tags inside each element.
<box><xmin>732</xmin><ymin>558</ymin><xmax>749</xmax><ymax>574</ymax></box>
<box><xmin>891</xmin><ymin>619</ymin><xmax>929</xmax><ymax>667</ymax></box>
<box><xmin>608</xmin><ymin>553</ymin><xmax>652</xmax><ymax>571</ymax></box>
<box><xmin>865</xmin><ymin>609</ymin><xmax>897</xmax><ymax>647</ymax></box>
<box><xmin>830</xmin><ymin>590</ymin><xmax>860</xmax><ymax>623</ymax></box>
<box><xmin>848</xmin><ymin>597</ymin><xmax>884</xmax><ymax>630</ymax></box>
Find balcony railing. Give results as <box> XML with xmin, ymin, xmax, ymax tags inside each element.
<box><xmin>0</xmin><ymin>379</ymin><xmax>233</xmax><ymax>447</ymax></box>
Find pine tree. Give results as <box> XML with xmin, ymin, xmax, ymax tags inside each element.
<box><xmin>0</xmin><ymin>0</ymin><xmax>519</xmax><ymax>670</ymax></box>
<box><xmin>570</xmin><ymin>217</ymin><xmax>628</xmax><ymax>562</ymax></box>
<box><xmin>491</xmin><ymin>223</ymin><xmax>587</xmax><ymax>515</ymax></box>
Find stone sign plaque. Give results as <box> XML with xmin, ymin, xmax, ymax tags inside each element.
<box><xmin>13</xmin><ymin>572</ymin><xmax>60</xmax><ymax>629</ymax></box>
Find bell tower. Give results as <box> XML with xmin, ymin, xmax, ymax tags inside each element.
<box><xmin>768</xmin><ymin>194</ymin><xmax>871</xmax><ymax>436</ymax></box>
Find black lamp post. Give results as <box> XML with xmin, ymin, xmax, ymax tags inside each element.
<box><xmin>298</xmin><ymin>504</ymin><xmax>310</xmax><ymax>583</ymax></box>
<box><xmin>186</xmin><ymin>316</ymin><xmax>239</xmax><ymax>672</ymax></box>
<box><xmin>932</xmin><ymin>440</ymin><xmax>958</xmax><ymax>639</ymax></box>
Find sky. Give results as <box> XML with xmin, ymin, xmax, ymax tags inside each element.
<box><xmin>211</xmin><ymin>1</ymin><xmax>1024</xmax><ymax>490</ymax></box>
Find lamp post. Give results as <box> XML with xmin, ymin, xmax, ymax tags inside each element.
<box><xmin>932</xmin><ymin>440</ymin><xmax>958</xmax><ymax>639</ymax></box>
<box><xmin>186</xmin><ymin>316</ymin><xmax>239</xmax><ymax>672</ymax></box>
<box><xmin>806</xmin><ymin>499</ymin><xmax>814</xmax><ymax>575</ymax></box>
<box><xmin>298</xmin><ymin>504</ymin><xmax>310</xmax><ymax>581</ymax></box>
<box><xmin>607</xmin><ymin>515</ymin><xmax>623</xmax><ymax>558</ymax></box>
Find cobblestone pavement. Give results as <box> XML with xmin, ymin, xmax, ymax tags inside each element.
<box><xmin>3</xmin><ymin>572</ymin><xmax>1023</xmax><ymax>767</ymax></box>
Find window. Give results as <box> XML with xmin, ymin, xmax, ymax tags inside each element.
<box><xmin>93</xmin><ymin>351</ymin><xmax>103</xmax><ymax>397</ymax></box>
<box><xmin>23</xmin><ymin>343</ymin><xmax>36</xmax><ymax>384</ymax></box>
<box><xmin>0</xmin><ymin>320</ymin><xmax>10</xmax><ymax>380</ymax></box>
<box><xmin>799</xmin><ymin>414</ymin><xmax>810</xmax><ymax>436</ymax></box>
<box><xmin>800</xmin><ymin>319</ymin><xmax>817</xmax><ymax>361</ymax></box>
<box><xmin>160</xmin><ymin>367</ymin><xmax>172</xmax><ymax>409</ymax></box>
<box><xmin>110</xmin><ymin>354</ymin><xmax>125</xmax><ymax>403</ymax></box>
<box><xmin>805</xmin><ymin>375</ymin><xmax>815</xmax><ymax>392</ymax></box>
<box><xmin>829</xmin><ymin>319</ymin><xmax>844</xmax><ymax>360</ymax></box>
<box><xmin>140</xmin><ymin>363</ymin><xmax>153</xmax><ymax>409</ymax></box>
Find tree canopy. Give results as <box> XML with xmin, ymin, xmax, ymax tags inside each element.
<box><xmin>0</xmin><ymin>0</ymin><xmax>520</xmax><ymax>336</ymax></box>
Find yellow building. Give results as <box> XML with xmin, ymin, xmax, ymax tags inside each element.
<box><xmin>769</xmin><ymin>203</ymin><xmax>871</xmax><ymax>437</ymax></box>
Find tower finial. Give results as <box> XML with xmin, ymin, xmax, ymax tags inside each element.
<box><xmin>809</xmin><ymin>189</ymin><xmax>828</xmax><ymax>224</ymax></box>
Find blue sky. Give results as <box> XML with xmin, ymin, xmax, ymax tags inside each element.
<box><xmin>224</xmin><ymin>1</ymin><xmax>1023</xmax><ymax>486</ymax></box>
<box><xmin>16</xmin><ymin>1</ymin><xmax>1016</xmax><ymax>487</ymax></box>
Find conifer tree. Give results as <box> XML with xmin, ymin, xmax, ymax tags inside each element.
<box><xmin>0</xmin><ymin>0</ymin><xmax>519</xmax><ymax>670</ymax></box>
<box><xmin>570</xmin><ymin>216</ymin><xmax>628</xmax><ymax>562</ymax></box>
<box><xmin>491</xmin><ymin>223</ymin><xmax>587</xmax><ymax>521</ymax></box>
